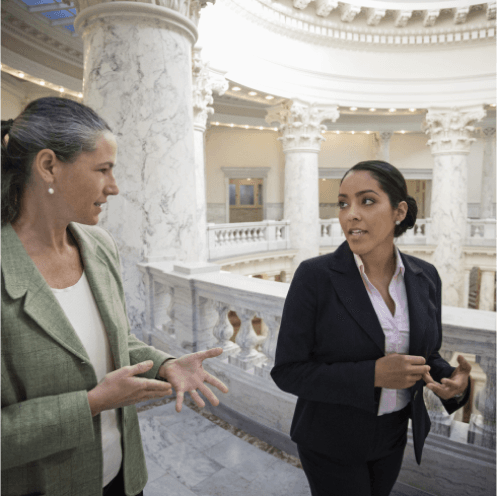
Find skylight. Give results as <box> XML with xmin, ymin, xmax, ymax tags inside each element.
<box><xmin>19</xmin><ymin>0</ymin><xmax>77</xmax><ymax>36</ymax></box>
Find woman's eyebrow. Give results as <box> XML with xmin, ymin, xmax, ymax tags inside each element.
<box><xmin>338</xmin><ymin>189</ymin><xmax>380</xmax><ymax>198</ymax></box>
<box><xmin>96</xmin><ymin>162</ymin><xmax>115</xmax><ymax>168</ymax></box>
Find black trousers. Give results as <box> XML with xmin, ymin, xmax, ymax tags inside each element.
<box><xmin>102</xmin><ymin>466</ymin><xmax>143</xmax><ymax>496</ymax></box>
<box><xmin>297</xmin><ymin>405</ymin><xmax>410</xmax><ymax>496</ymax></box>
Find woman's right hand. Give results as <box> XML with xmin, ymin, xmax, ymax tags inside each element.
<box><xmin>87</xmin><ymin>360</ymin><xmax>173</xmax><ymax>416</ymax></box>
<box><xmin>374</xmin><ymin>354</ymin><xmax>430</xmax><ymax>389</ymax></box>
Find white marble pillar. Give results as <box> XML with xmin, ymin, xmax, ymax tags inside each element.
<box><xmin>74</xmin><ymin>0</ymin><xmax>212</xmax><ymax>338</ymax></box>
<box><xmin>479</xmin><ymin>270</ymin><xmax>496</xmax><ymax>311</ymax></box>
<box><xmin>480</xmin><ymin>128</ymin><xmax>496</xmax><ymax>219</ymax></box>
<box><xmin>423</xmin><ymin>107</ymin><xmax>485</xmax><ymax>307</ymax></box>
<box><xmin>373</xmin><ymin>131</ymin><xmax>393</xmax><ymax>162</ymax></box>
<box><xmin>192</xmin><ymin>45</ymin><xmax>228</xmax><ymax>262</ymax></box>
<box><xmin>266</xmin><ymin>99</ymin><xmax>339</xmax><ymax>269</ymax></box>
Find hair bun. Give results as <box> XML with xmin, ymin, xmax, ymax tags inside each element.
<box><xmin>402</xmin><ymin>195</ymin><xmax>418</xmax><ymax>229</ymax></box>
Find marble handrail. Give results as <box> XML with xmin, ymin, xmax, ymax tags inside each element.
<box><xmin>139</xmin><ymin>260</ymin><xmax>495</xmax><ymax>450</ymax></box>
<box><xmin>207</xmin><ymin>220</ymin><xmax>291</xmax><ymax>260</ymax></box>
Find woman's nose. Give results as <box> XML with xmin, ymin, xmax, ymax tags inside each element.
<box><xmin>106</xmin><ymin>173</ymin><xmax>119</xmax><ymax>196</ymax></box>
<box><xmin>347</xmin><ymin>205</ymin><xmax>360</xmax><ymax>220</ymax></box>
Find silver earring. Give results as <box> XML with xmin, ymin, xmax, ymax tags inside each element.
<box><xmin>48</xmin><ymin>186</ymin><xmax>54</xmax><ymax>195</ymax></box>
<box><xmin>395</xmin><ymin>220</ymin><xmax>400</xmax><ymax>225</ymax></box>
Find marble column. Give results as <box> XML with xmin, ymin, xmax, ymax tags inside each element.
<box><xmin>266</xmin><ymin>99</ymin><xmax>339</xmax><ymax>270</ymax></box>
<box><xmin>479</xmin><ymin>270</ymin><xmax>496</xmax><ymax>311</ymax></box>
<box><xmin>373</xmin><ymin>131</ymin><xmax>393</xmax><ymax>162</ymax></box>
<box><xmin>422</xmin><ymin>107</ymin><xmax>485</xmax><ymax>307</ymax></box>
<box><xmin>480</xmin><ymin>128</ymin><xmax>496</xmax><ymax>219</ymax></box>
<box><xmin>74</xmin><ymin>0</ymin><xmax>212</xmax><ymax>338</ymax></box>
<box><xmin>192</xmin><ymin>45</ymin><xmax>228</xmax><ymax>262</ymax></box>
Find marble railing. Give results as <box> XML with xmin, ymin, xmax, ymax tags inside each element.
<box><xmin>139</xmin><ymin>260</ymin><xmax>496</xmax><ymax>457</ymax></box>
<box><xmin>320</xmin><ymin>218</ymin><xmax>497</xmax><ymax>247</ymax></box>
<box><xmin>207</xmin><ymin>220</ymin><xmax>291</xmax><ymax>260</ymax></box>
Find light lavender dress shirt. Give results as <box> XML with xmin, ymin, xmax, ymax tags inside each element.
<box><xmin>353</xmin><ymin>248</ymin><xmax>411</xmax><ymax>416</ymax></box>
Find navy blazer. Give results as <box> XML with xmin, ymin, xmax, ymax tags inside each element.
<box><xmin>271</xmin><ymin>241</ymin><xmax>470</xmax><ymax>465</ymax></box>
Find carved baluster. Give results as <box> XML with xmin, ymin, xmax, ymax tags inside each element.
<box><xmin>470</xmin><ymin>355</ymin><xmax>496</xmax><ymax>449</ymax></box>
<box><xmin>229</xmin><ymin>308</ymin><xmax>265</xmax><ymax>370</ymax></box>
<box><xmin>423</xmin><ymin>387</ymin><xmax>453</xmax><ymax>437</ymax></box>
<box><xmin>212</xmin><ymin>301</ymin><xmax>239</xmax><ymax>356</ymax></box>
<box><xmin>255</xmin><ymin>314</ymin><xmax>281</xmax><ymax>379</ymax></box>
<box><xmin>162</xmin><ymin>286</ymin><xmax>176</xmax><ymax>340</ymax></box>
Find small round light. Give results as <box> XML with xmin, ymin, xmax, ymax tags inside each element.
<box><xmin>247</xmin><ymin>178</ymin><xmax>251</xmax><ymax>181</ymax></box>
<box><xmin>230</xmin><ymin>123</ymin><xmax>234</xmax><ymax>127</ymax></box>
<box><xmin>336</xmin><ymin>131</ymin><xmax>340</xmax><ymax>134</ymax></box>
<box><xmin>409</xmin><ymin>108</ymin><xmax>416</xmax><ymax>112</ymax></box>
<box><xmin>273</xmin><ymin>127</ymin><xmax>278</xmax><ymax>131</ymax></box>
<box><xmin>366</xmin><ymin>131</ymin><xmax>370</xmax><ymax>134</ymax></box>
<box><xmin>59</xmin><ymin>88</ymin><xmax>64</xmax><ymax>93</ymax></box>
<box><xmin>369</xmin><ymin>108</ymin><xmax>376</xmax><ymax>112</ymax></box>
<box><xmin>265</xmin><ymin>95</ymin><xmax>274</xmax><ymax>100</ymax></box>
<box><xmin>350</xmin><ymin>107</ymin><xmax>357</xmax><ymax>111</ymax></box>
<box><xmin>351</xmin><ymin>131</ymin><xmax>355</xmax><ymax>134</ymax></box>
<box><xmin>400</xmin><ymin>130</ymin><xmax>406</xmax><ymax>134</ymax></box>
<box><xmin>40</xmin><ymin>81</ymin><xmax>45</xmax><ymax>86</ymax></box>
<box><xmin>389</xmin><ymin>108</ymin><xmax>396</xmax><ymax>113</ymax></box>
<box><xmin>490</xmin><ymin>104</ymin><xmax>496</xmax><ymax>107</ymax></box>
<box><xmin>259</xmin><ymin>126</ymin><xmax>263</xmax><ymax>130</ymax></box>
<box><xmin>248</xmin><ymin>91</ymin><xmax>257</xmax><ymax>96</ymax></box>
<box><xmin>78</xmin><ymin>93</ymin><xmax>83</xmax><ymax>98</ymax></box>
<box><xmin>19</xmin><ymin>72</ymin><xmax>25</xmax><ymax>78</ymax></box>
<box><xmin>232</xmin><ymin>86</ymin><xmax>241</xmax><ymax>91</ymax></box>
<box><xmin>321</xmin><ymin>178</ymin><xmax>326</xmax><ymax>181</ymax></box>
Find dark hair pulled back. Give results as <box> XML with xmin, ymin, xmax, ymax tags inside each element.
<box><xmin>340</xmin><ymin>160</ymin><xmax>418</xmax><ymax>238</ymax></box>
<box><xmin>1</xmin><ymin>97</ymin><xmax>112</xmax><ymax>226</ymax></box>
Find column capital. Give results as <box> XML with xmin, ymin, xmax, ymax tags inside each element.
<box><xmin>422</xmin><ymin>106</ymin><xmax>486</xmax><ymax>155</ymax></box>
<box><xmin>265</xmin><ymin>99</ymin><xmax>339</xmax><ymax>152</ymax></box>
<box><xmin>192</xmin><ymin>46</ymin><xmax>228</xmax><ymax>132</ymax></box>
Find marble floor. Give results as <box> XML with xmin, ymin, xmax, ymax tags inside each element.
<box><xmin>138</xmin><ymin>400</ymin><xmax>433</xmax><ymax>496</ymax></box>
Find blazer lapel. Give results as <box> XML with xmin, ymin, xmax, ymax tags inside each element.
<box><xmin>328</xmin><ymin>242</ymin><xmax>385</xmax><ymax>355</ymax></box>
<box><xmin>1</xmin><ymin>223</ymin><xmax>89</xmax><ymax>363</ymax></box>
<box><xmin>68</xmin><ymin>223</ymin><xmax>124</xmax><ymax>370</ymax></box>
<box><xmin>400</xmin><ymin>252</ymin><xmax>429</xmax><ymax>358</ymax></box>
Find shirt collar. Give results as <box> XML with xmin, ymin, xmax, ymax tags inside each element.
<box><xmin>353</xmin><ymin>246</ymin><xmax>405</xmax><ymax>280</ymax></box>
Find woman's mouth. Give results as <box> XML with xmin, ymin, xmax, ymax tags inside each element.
<box><xmin>349</xmin><ymin>229</ymin><xmax>367</xmax><ymax>236</ymax></box>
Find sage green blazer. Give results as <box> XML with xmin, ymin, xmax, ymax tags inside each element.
<box><xmin>1</xmin><ymin>222</ymin><xmax>173</xmax><ymax>496</ymax></box>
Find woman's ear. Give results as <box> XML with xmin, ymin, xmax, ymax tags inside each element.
<box><xmin>397</xmin><ymin>200</ymin><xmax>408</xmax><ymax>222</ymax></box>
<box><xmin>32</xmin><ymin>149</ymin><xmax>58</xmax><ymax>184</ymax></box>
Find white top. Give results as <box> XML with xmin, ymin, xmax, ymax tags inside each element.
<box><xmin>353</xmin><ymin>249</ymin><xmax>411</xmax><ymax>416</ymax></box>
<box><xmin>51</xmin><ymin>272</ymin><xmax>122</xmax><ymax>487</ymax></box>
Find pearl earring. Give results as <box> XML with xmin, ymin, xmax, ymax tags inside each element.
<box><xmin>395</xmin><ymin>220</ymin><xmax>400</xmax><ymax>225</ymax></box>
<box><xmin>48</xmin><ymin>187</ymin><xmax>54</xmax><ymax>195</ymax></box>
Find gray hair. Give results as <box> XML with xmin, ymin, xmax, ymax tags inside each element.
<box><xmin>1</xmin><ymin>97</ymin><xmax>112</xmax><ymax>225</ymax></box>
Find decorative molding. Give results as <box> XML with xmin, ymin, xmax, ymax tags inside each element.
<box><xmin>340</xmin><ymin>3</ymin><xmax>361</xmax><ymax>23</ymax></box>
<box><xmin>454</xmin><ymin>6</ymin><xmax>470</xmax><ymax>24</ymax></box>
<box><xmin>316</xmin><ymin>0</ymin><xmax>338</xmax><ymax>17</ymax></box>
<box><xmin>74</xmin><ymin>1</ymin><xmax>199</xmax><ymax>44</ymax></box>
<box><xmin>367</xmin><ymin>8</ymin><xmax>386</xmax><ymax>27</ymax></box>
<box><xmin>423</xmin><ymin>10</ymin><xmax>440</xmax><ymax>28</ymax></box>
<box><xmin>487</xmin><ymin>2</ymin><xmax>496</xmax><ymax>20</ymax></box>
<box><xmin>221</xmin><ymin>167</ymin><xmax>271</xmax><ymax>178</ymax></box>
<box><xmin>482</xmin><ymin>127</ymin><xmax>496</xmax><ymax>140</ymax></box>
<box><xmin>192</xmin><ymin>46</ymin><xmax>228</xmax><ymax>131</ymax></box>
<box><xmin>422</xmin><ymin>106</ymin><xmax>487</xmax><ymax>155</ymax></box>
<box><xmin>266</xmin><ymin>99</ymin><xmax>339</xmax><ymax>152</ymax></box>
<box><xmin>318</xmin><ymin>167</ymin><xmax>434</xmax><ymax>180</ymax></box>
<box><xmin>394</xmin><ymin>10</ymin><xmax>412</xmax><ymax>28</ymax></box>
<box><xmin>293</xmin><ymin>0</ymin><xmax>312</xmax><ymax>10</ymax></box>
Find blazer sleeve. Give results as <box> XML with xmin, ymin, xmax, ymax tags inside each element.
<box><xmin>106</xmin><ymin>230</ymin><xmax>175</xmax><ymax>380</ymax></box>
<box><xmin>425</xmin><ymin>269</ymin><xmax>471</xmax><ymax>414</ymax></box>
<box><xmin>271</xmin><ymin>261</ymin><xmax>378</xmax><ymax>415</ymax></box>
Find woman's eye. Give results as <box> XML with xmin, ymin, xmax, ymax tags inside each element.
<box><xmin>338</xmin><ymin>201</ymin><xmax>347</xmax><ymax>209</ymax></box>
<box><xmin>364</xmin><ymin>198</ymin><xmax>374</xmax><ymax>205</ymax></box>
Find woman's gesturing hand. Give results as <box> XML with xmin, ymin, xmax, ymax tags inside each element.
<box><xmin>158</xmin><ymin>348</ymin><xmax>229</xmax><ymax>413</ymax></box>
<box><xmin>87</xmin><ymin>360</ymin><xmax>173</xmax><ymax>416</ymax></box>
<box><xmin>423</xmin><ymin>354</ymin><xmax>471</xmax><ymax>400</ymax></box>
<box><xmin>375</xmin><ymin>354</ymin><xmax>430</xmax><ymax>389</ymax></box>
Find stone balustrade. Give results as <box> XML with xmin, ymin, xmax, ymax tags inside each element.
<box><xmin>207</xmin><ymin>220</ymin><xmax>291</xmax><ymax>260</ymax></box>
<box><xmin>138</xmin><ymin>259</ymin><xmax>495</xmax><ymax>495</ymax></box>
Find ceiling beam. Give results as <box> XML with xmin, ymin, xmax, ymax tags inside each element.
<box><xmin>28</xmin><ymin>3</ymin><xmax>74</xmax><ymax>13</ymax></box>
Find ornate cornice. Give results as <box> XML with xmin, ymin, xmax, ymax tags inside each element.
<box><xmin>227</xmin><ymin>0</ymin><xmax>496</xmax><ymax>50</ymax></box>
<box><xmin>422</xmin><ymin>106</ymin><xmax>486</xmax><ymax>155</ymax></box>
<box><xmin>266</xmin><ymin>99</ymin><xmax>339</xmax><ymax>152</ymax></box>
<box><xmin>192</xmin><ymin>46</ymin><xmax>228</xmax><ymax>131</ymax></box>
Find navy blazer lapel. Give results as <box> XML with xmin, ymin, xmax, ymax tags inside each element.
<box><xmin>1</xmin><ymin>223</ymin><xmax>90</xmax><ymax>363</ymax></box>
<box><xmin>400</xmin><ymin>252</ymin><xmax>429</xmax><ymax>358</ymax></box>
<box><xmin>69</xmin><ymin>223</ymin><xmax>124</xmax><ymax>370</ymax></box>
<box><xmin>328</xmin><ymin>242</ymin><xmax>385</xmax><ymax>355</ymax></box>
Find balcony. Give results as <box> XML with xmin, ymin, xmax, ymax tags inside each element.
<box><xmin>139</xmin><ymin>258</ymin><xmax>496</xmax><ymax>496</ymax></box>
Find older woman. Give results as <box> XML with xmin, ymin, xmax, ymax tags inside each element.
<box><xmin>1</xmin><ymin>97</ymin><xmax>228</xmax><ymax>496</ymax></box>
<box><xmin>271</xmin><ymin>160</ymin><xmax>471</xmax><ymax>496</ymax></box>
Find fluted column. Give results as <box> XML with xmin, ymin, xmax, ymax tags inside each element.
<box><xmin>192</xmin><ymin>46</ymin><xmax>228</xmax><ymax>262</ymax></box>
<box><xmin>373</xmin><ymin>131</ymin><xmax>393</xmax><ymax>162</ymax></box>
<box><xmin>480</xmin><ymin>128</ymin><xmax>496</xmax><ymax>219</ymax></box>
<box><xmin>266</xmin><ymin>99</ymin><xmax>339</xmax><ymax>269</ymax></box>
<box><xmin>422</xmin><ymin>106</ymin><xmax>485</xmax><ymax>306</ymax></box>
<box><xmin>74</xmin><ymin>0</ymin><xmax>212</xmax><ymax>338</ymax></box>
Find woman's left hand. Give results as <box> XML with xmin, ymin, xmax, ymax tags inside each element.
<box><xmin>158</xmin><ymin>348</ymin><xmax>229</xmax><ymax>412</ymax></box>
<box><xmin>423</xmin><ymin>355</ymin><xmax>471</xmax><ymax>400</ymax></box>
